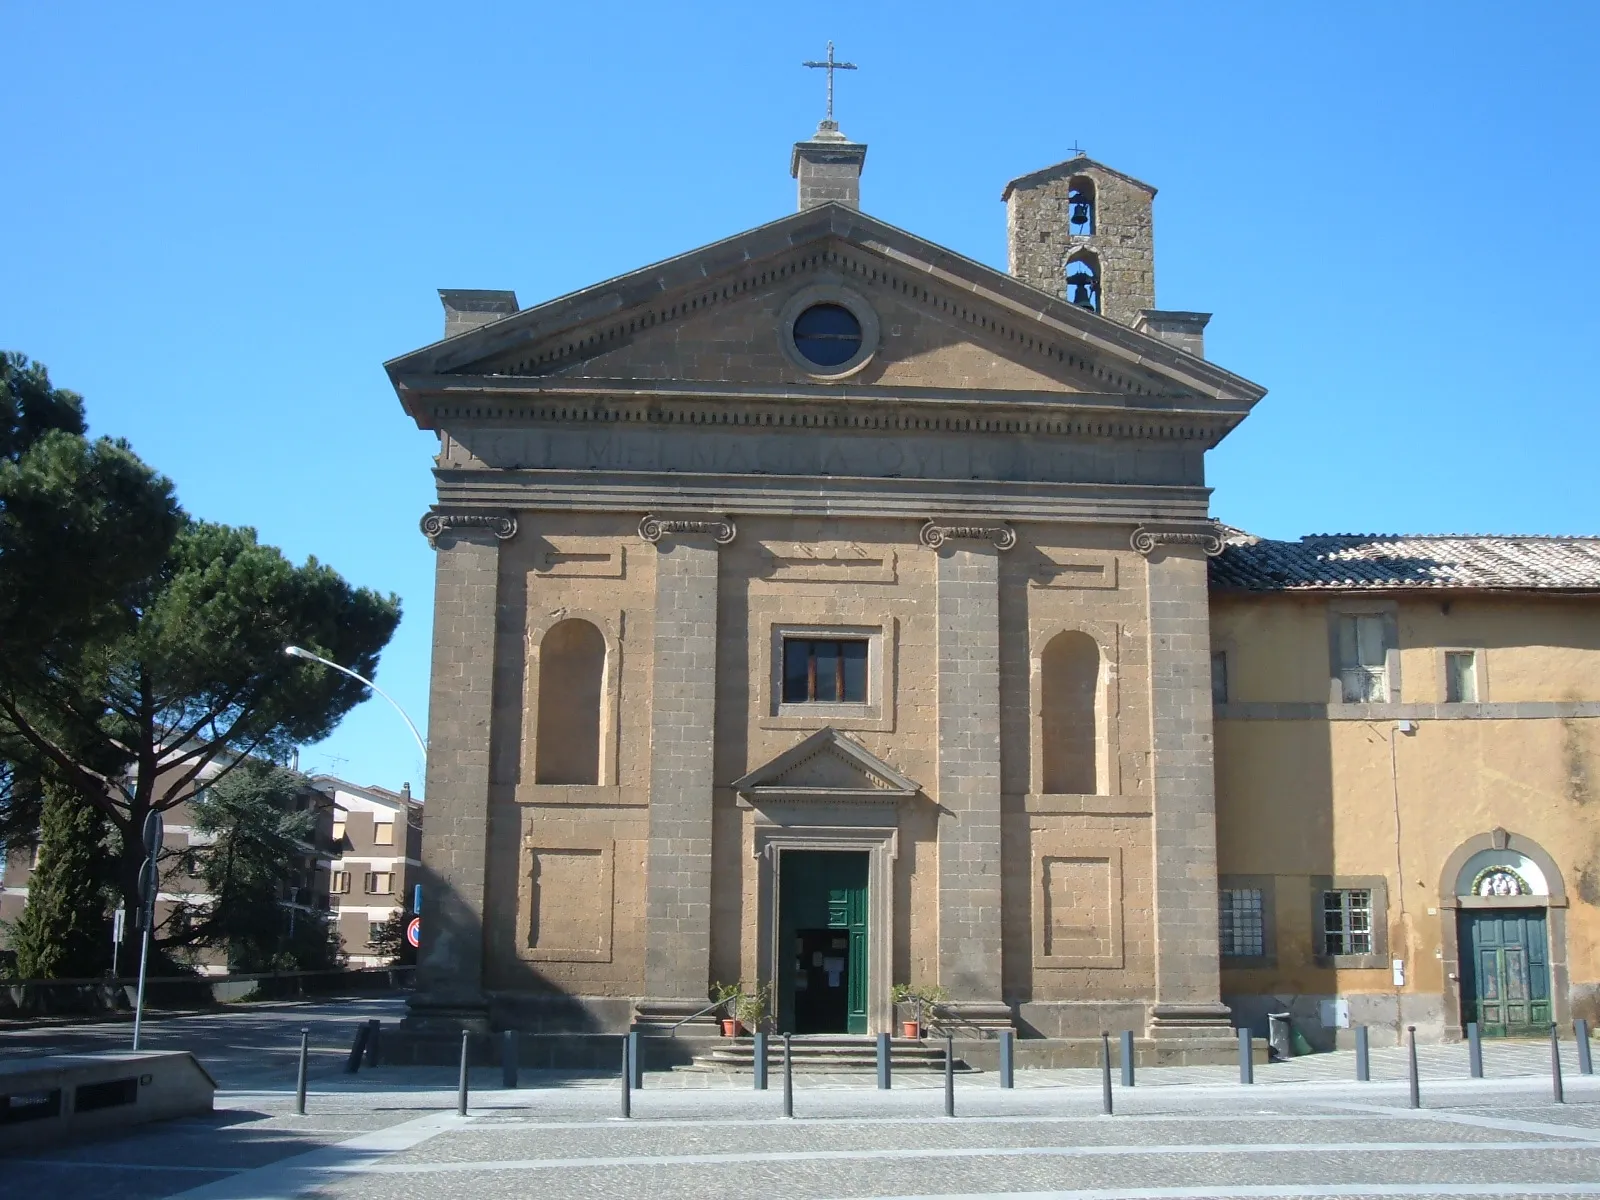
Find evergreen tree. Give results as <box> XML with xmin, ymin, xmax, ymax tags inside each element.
<box><xmin>190</xmin><ymin>760</ymin><xmax>337</xmax><ymax>971</ymax></box>
<box><xmin>11</xmin><ymin>781</ymin><xmax>111</xmax><ymax>978</ymax></box>
<box><xmin>0</xmin><ymin>354</ymin><xmax>400</xmax><ymax>972</ymax></box>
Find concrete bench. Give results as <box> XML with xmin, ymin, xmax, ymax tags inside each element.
<box><xmin>0</xmin><ymin>1051</ymin><xmax>215</xmax><ymax>1151</ymax></box>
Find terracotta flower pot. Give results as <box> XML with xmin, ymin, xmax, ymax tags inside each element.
<box><xmin>902</xmin><ymin>1020</ymin><xmax>921</xmax><ymax>1039</ymax></box>
<box><xmin>721</xmin><ymin>1018</ymin><xmax>743</xmax><ymax>1038</ymax></box>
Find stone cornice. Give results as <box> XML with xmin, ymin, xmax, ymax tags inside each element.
<box><xmin>395</xmin><ymin>376</ymin><xmax>1245</xmax><ymax>444</ymax></box>
<box><xmin>918</xmin><ymin>519</ymin><xmax>1017</xmax><ymax>551</ymax></box>
<box><xmin>419</xmin><ymin>510</ymin><xmax>518</xmax><ymax>548</ymax></box>
<box><xmin>1130</xmin><ymin>522</ymin><xmax>1224</xmax><ymax>557</ymax></box>
<box><xmin>433</xmin><ymin>469</ymin><xmax>1212</xmax><ymax>525</ymax></box>
<box><xmin>638</xmin><ymin>512</ymin><xmax>737</xmax><ymax>545</ymax></box>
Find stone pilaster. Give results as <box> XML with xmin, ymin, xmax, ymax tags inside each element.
<box><xmin>405</xmin><ymin>520</ymin><xmax>506</xmax><ymax>1031</ymax></box>
<box><xmin>638</xmin><ymin>524</ymin><xmax>724</xmax><ymax>1025</ymax></box>
<box><xmin>1143</xmin><ymin>545</ymin><xmax>1233</xmax><ymax>1038</ymax></box>
<box><xmin>934</xmin><ymin>541</ymin><xmax>1007</xmax><ymax>1020</ymax></box>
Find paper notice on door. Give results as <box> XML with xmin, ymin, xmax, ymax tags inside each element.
<box><xmin>823</xmin><ymin>956</ymin><xmax>845</xmax><ymax>987</ymax></box>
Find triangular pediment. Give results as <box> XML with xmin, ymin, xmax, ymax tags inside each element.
<box><xmin>386</xmin><ymin>204</ymin><xmax>1264</xmax><ymax>426</ymax></box>
<box><xmin>732</xmin><ymin>727</ymin><xmax>920</xmax><ymax>806</ymax></box>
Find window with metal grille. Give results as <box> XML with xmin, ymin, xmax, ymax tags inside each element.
<box><xmin>1445</xmin><ymin>651</ymin><xmax>1478</xmax><ymax>702</ymax></box>
<box><xmin>782</xmin><ymin>638</ymin><xmax>868</xmax><ymax>704</ymax></box>
<box><xmin>1337</xmin><ymin>614</ymin><xmax>1390</xmax><ymax>702</ymax></box>
<box><xmin>1219</xmin><ymin>888</ymin><xmax>1264</xmax><ymax>957</ymax></box>
<box><xmin>1322</xmin><ymin>889</ymin><xmax>1372</xmax><ymax>956</ymax></box>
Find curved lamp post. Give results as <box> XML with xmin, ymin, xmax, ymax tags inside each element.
<box><xmin>284</xmin><ymin>645</ymin><xmax>427</xmax><ymax>761</ymax></box>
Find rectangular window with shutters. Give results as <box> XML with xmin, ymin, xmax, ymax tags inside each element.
<box><xmin>1218</xmin><ymin>888</ymin><xmax>1264</xmax><ymax>958</ymax></box>
<box><xmin>364</xmin><ymin>871</ymin><xmax>393</xmax><ymax>895</ymax></box>
<box><xmin>331</xmin><ymin>871</ymin><xmax>351</xmax><ymax>895</ymax></box>
<box><xmin>1322</xmin><ymin>889</ymin><xmax>1373</xmax><ymax>956</ymax></box>
<box><xmin>1445</xmin><ymin>651</ymin><xmax>1478</xmax><ymax>702</ymax></box>
<box><xmin>373</xmin><ymin>823</ymin><xmax>395</xmax><ymax>846</ymax></box>
<box><xmin>782</xmin><ymin>638</ymin><xmax>869</xmax><ymax>704</ymax></box>
<box><xmin>1337</xmin><ymin>614</ymin><xmax>1391</xmax><ymax>702</ymax></box>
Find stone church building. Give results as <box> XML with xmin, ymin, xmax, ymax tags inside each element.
<box><xmin>388</xmin><ymin>117</ymin><xmax>1600</xmax><ymax>1058</ymax></box>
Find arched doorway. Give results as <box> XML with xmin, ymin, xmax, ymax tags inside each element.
<box><xmin>1439</xmin><ymin>830</ymin><xmax>1568</xmax><ymax>1039</ymax></box>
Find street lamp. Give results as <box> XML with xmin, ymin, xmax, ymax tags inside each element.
<box><xmin>284</xmin><ymin>645</ymin><xmax>428</xmax><ymax>762</ymax></box>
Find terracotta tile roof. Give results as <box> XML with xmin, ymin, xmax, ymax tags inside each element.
<box><xmin>1210</xmin><ymin>529</ymin><xmax>1600</xmax><ymax>592</ymax></box>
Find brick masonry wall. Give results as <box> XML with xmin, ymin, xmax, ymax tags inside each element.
<box><xmin>936</xmin><ymin>544</ymin><xmax>1005</xmax><ymax>1000</ymax></box>
<box><xmin>1145</xmin><ymin>549</ymin><xmax>1226</xmax><ymax>1013</ymax></box>
<box><xmin>644</xmin><ymin>537</ymin><xmax>721</xmax><ymax>1001</ymax></box>
<box><xmin>414</xmin><ymin>528</ymin><xmax>501</xmax><ymax>1013</ymax></box>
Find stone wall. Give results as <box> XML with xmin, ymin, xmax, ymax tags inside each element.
<box><xmin>1006</xmin><ymin>164</ymin><xmax>1156</xmax><ymax>326</ymax></box>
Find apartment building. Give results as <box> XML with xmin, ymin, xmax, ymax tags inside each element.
<box><xmin>319</xmin><ymin>778</ymin><xmax>423</xmax><ymax>968</ymax></box>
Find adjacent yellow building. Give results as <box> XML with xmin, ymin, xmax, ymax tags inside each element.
<box><xmin>1212</xmin><ymin>532</ymin><xmax>1600</xmax><ymax>1044</ymax></box>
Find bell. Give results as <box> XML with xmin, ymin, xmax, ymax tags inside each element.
<box><xmin>1070</xmin><ymin>201</ymin><xmax>1091</xmax><ymax>227</ymax></box>
<box><xmin>1069</xmin><ymin>280</ymin><xmax>1095</xmax><ymax>309</ymax></box>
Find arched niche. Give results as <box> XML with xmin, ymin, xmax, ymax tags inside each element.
<box><xmin>1040</xmin><ymin>630</ymin><xmax>1101</xmax><ymax>795</ymax></box>
<box><xmin>533</xmin><ymin>617</ymin><xmax>607</xmax><ymax>786</ymax></box>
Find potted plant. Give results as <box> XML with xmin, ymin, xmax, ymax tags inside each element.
<box><xmin>733</xmin><ymin>981</ymin><xmax>771</xmax><ymax>1034</ymax></box>
<box><xmin>711</xmin><ymin>981</ymin><xmax>744</xmax><ymax>1037</ymax></box>
<box><xmin>891</xmin><ymin>982</ymin><xmax>948</xmax><ymax>1039</ymax></box>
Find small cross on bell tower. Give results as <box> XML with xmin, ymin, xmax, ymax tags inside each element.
<box><xmin>791</xmin><ymin>41</ymin><xmax>868</xmax><ymax>212</ymax></box>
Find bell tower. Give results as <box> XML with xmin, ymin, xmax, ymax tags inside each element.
<box><xmin>1002</xmin><ymin>153</ymin><xmax>1157</xmax><ymax>327</ymax></box>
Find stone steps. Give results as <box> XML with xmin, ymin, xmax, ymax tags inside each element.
<box><xmin>690</xmin><ymin>1035</ymin><xmax>972</xmax><ymax>1073</ymax></box>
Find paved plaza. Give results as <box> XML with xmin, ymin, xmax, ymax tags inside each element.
<box><xmin>5</xmin><ymin>999</ymin><xmax>1600</xmax><ymax>1199</ymax></box>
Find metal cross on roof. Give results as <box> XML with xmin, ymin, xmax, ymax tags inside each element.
<box><xmin>1068</xmin><ymin>140</ymin><xmax>1085</xmax><ymax>158</ymax></box>
<box><xmin>802</xmin><ymin>41</ymin><xmax>857</xmax><ymax>124</ymax></box>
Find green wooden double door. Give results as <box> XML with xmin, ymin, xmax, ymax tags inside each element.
<box><xmin>778</xmin><ymin>850</ymin><xmax>868</xmax><ymax>1035</ymax></box>
<box><xmin>1460</xmin><ymin>909</ymin><xmax>1551</xmax><ymax>1037</ymax></box>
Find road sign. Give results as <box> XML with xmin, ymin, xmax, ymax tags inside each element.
<box><xmin>142</xmin><ymin>811</ymin><xmax>164</xmax><ymax>855</ymax></box>
<box><xmin>406</xmin><ymin>916</ymin><xmax>421</xmax><ymax>949</ymax></box>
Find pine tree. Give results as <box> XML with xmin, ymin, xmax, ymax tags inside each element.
<box><xmin>12</xmin><ymin>781</ymin><xmax>111</xmax><ymax>978</ymax></box>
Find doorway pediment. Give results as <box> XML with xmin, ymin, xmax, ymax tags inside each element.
<box><xmin>733</xmin><ymin>727</ymin><xmax>920</xmax><ymax>807</ymax></box>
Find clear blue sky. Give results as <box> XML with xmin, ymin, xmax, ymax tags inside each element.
<box><xmin>4</xmin><ymin>2</ymin><xmax>1595</xmax><ymax>794</ymax></box>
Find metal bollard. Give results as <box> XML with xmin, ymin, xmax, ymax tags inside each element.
<box><xmin>1355</xmin><ymin>1025</ymin><xmax>1370</xmax><ymax>1082</ymax></box>
<box><xmin>344</xmin><ymin>1023</ymin><xmax>369</xmax><ymax>1074</ymax></box>
<box><xmin>620</xmin><ymin>1035</ymin><xmax>631</xmax><ymax>1118</ymax></box>
<box><xmin>1000</xmin><ymin>1029</ymin><xmax>1014</xmax><ymax>1089</ymax></box>
<box><xmin>1576</xmin><ymin>1019</ymin><xmax>1593</xmax><ymax>1076</ymax></box>
<box><xmin>1406</xmin><ymin>1025</ymin><xmax>1420</xmax><ymax>1109</ymax></box>
<box><xmin>1120</xmin><ymin>1030</ymin><xmax>1134</xmax><ymax>1088</ymax></box>
<box><xmin>365</xmin><ymin>1018</ymin><xmax>382</xmax><ymax>1068</ymax></box>
<box><xmin>295</xmin><ymin>1027</ymin><xmax>309</xmax><ymax>1116</ymax></box>
<box><xmin>944</xmin><ymin>1034</ymin><xmax>955</xmax><ymax>1117</ymax></box>
<box><xmin>457</xmin><ymin>1029</ymin><xmax>470</xmax><ymax>1117</ymax></box>
<box><xmin>502</xmin><ymin>1030</ymin><xmax>519</xmax><ymax>1090</ymax></box>
<box><xmin>782</xmin><ymin>1033</ymin><xmax>793</xmax><ymax>1118</ymax></box>
<box><xmin>877</xmin><ymin>1031</ymin><xmax>891</xmax><ymax>1090</ymax></box>
<box><xmin>754</xmin><ymin>1031</ymin><xmax>768</xmax><ymax>1091</ymax></box>
<box><xmin>629</xmin><ymin>1030</ymin><xmax>643</xmax><ymax>1090</ymax></box>
<box><xmin>1467</xmin><ymin>1021</ymin><xmax>1483</xmax><ymax>1079</ymax></box>
<box><xmin>1239</xmin><ymin>1027</ymin><xmax>1253</xmax><ymax>1085</ymax></box>
<box><xmin>1100</xmin><ymin>1036</ymin><xmax>1113</xmax><ymax>1120</ymax></box>
<box><xmin>1551</xmin><ymin>1023</ymin><xmax>1565</xmax><ymax>1104</ymax></box>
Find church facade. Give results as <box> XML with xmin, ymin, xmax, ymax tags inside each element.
<box><xmin>388</xmin><ymin>120</ymin><xmax>1600</xmax><ymax>1054</ymax></box>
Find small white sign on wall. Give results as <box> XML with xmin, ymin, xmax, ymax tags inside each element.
<box><xmin>1392</xmin><ymin>959</ymin><xmax>1406</xmax><ymax>987</ymax></box>
<box><xmin>1319</xmin><ymin>998</ymin><xmax>1351</xmax><ymax>1028</ymax></box>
